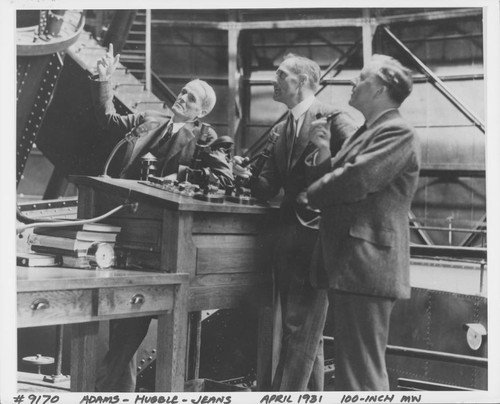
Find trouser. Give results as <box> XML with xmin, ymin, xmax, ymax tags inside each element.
<box><xmin>329</xmin><ymin>291</ymin><xmax>396</xmax><ymax>391</ymax></box>
<box><xmin>271</xmin><ymin>224</ymin><xmax>329</xmax><ymax>391</ymax></box>
<box><xmin>95</xmin><ymin>316</ymin><xmax>152</xmax><ymax>392</ymax></box>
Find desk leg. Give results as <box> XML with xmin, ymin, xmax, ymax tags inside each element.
<box><xmin>256</xmin><ymin>302</ymin><xmax>276</xmax><ymax>390</ymax></box>
<box><xmin>70</xmin><ymin>321</ymin><xmax>99</xmax><ymax>392</ymax></box>
<box><xmin>156</xmin><ymin>284</ymin><xmax>188</xmax><ymax>391</ymax></box>
<box><xmin>186</xmin><ymin>311</ymin><xmax>202</xmax><ymax>380</ymax></box>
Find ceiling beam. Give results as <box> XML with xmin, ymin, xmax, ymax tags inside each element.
<box><xmin>150</xmin><ymin>8</ymin><xmax>481</xmax><ymax>31</ymax></box>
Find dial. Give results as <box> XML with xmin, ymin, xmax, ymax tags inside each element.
<box><xmin>465</xmin><ymin>323</ymin><xmax>487</xmax><ymax>351</ymax></box>
<box><xmin>87</xmin><ymin>242</ymin><xmax>115</xmax><ymax>269</ymax></box>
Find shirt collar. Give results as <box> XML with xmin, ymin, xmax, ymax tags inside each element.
<box><xmin>290</xmin><ymin>95</ymin><xmax>315</xmax><ymax>121</ymax></box>
<box><xmin>366</xmin><ymin>108</ymin><xmax>398</xmax><ymax>128</ymax></box>
<box><xmin>169</xmin><ymin>119</ymin><xmax>186</xmax><ymax>134</ymax></box>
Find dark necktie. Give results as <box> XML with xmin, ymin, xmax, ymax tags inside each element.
<box><xmin>287</xmin><ymin>113</ymin><xmax>297</xmax><ymax>169</ymax></box>
<box><xmin>158</xmin><ymin>121</ymin><xmax>174</xmax><ymax>149</ymax></box>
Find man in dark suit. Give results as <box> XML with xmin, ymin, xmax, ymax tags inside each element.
<box><xmin>90</xmin><ymin>45</ymin><xmax>231</xmax><ymax>183</ymax></box>
<box><xmin>90</xmin><ymin>45</ymin><xmax>231</xmax><ymax>392</ymax></box>
<box><xmin>306</xmin><ymin>54</ymin><xmax>421</xmax><ymax>390</ymax></box>
<box><xmin>234</xmin><ymin>54</ymin><xmax>356</xmax><ymax>391</ymax></box>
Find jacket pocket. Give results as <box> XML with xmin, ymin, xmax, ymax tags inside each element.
<box><xmin>349</xmin><ymin>224</ymin><xmax>394</xmax><ymax>247</ymax></box>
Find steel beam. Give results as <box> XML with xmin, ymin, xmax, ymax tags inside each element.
<box><xmin>381</xmin><ymin>26</ymin><xmax>485</xmax><ymax>133</ymax></box>
<box><xmin>150</xmin><ymin>9</ymin><xmax>481</xmax><ymax>31</ymax></box>
<box><xmin>387</xmin><ymin>345</ymin><xmax>487</xmax><ymax>368</ymax></box>
<box><xmin>245</xmin><ymin>40</ymin><xmax>362</xmax><ymax>157</ymax></box>
<box><xmin>227</xmin><ymin>24</ymin><xmax>242</xmax><ymax>141</ymax></box>
<box><xmin>459</xmin><ymin>214</ymin><xmax>487</xmax><ymax>247</ymax></box>
<box><xmin>410</xmin><ymin>245</ymin><xmax>486</xmax><ymax>260</ymax></box>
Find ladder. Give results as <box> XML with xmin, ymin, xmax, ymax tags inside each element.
<box><xmin>119</xmin><ymin>10</ymin><xmax>151</xmax><ymax>91</ymax></box>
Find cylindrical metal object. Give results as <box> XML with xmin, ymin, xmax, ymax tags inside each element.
<box><xmin>140</xmin><ymin>153</ymin><xmax>158</xmax><ymax>181</ymax></box>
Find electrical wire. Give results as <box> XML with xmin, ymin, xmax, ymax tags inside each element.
<box><xmin>16</xmin><ymin>203</ymin><xmax>130</xmax><ymax>234</ymax></box>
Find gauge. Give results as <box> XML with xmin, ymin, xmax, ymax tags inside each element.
<box><xmin>87</xmin><ymin>242</ymin><xmax>115</xmax><ymax>269</ymax></box>
<box><xmin>465</xmin><ymin>323</ymin><xmax>487</xmax><ymax>351</ymax></box>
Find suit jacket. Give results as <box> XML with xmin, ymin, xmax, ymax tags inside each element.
<box><xmin>251</xmin><ymin>98</ymin><xmax>356</xmax><ymax>226</ymax></box>
<box><xmin>306</xmin><ymin>109</ymin><xmax>421</xmax><ymax>298</ymax></box>
<box><xmin>90</xmin><ymin>79</ymin><xmax>217</xmax><ymax>179</ymax></box>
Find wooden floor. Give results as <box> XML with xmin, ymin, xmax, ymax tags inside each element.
<box><xmin>17</xmin><ymin>372</ymin><xmax>70</xmax><ymax>393</ymax></box>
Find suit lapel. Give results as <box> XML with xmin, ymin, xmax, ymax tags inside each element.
<box><xmin>332</xmin><ymin>125</ymin><xmax>368</xmax><ymax>165</ymax></box>
<box><xmin>162</xmin><ymin>122</ymin><xmax>196</xmax><ymax>163</ymax></box>
<box><xmin>288</xmin><ymin>100</ymin><xmax>324</xmax><ymax>171</ymax></box>
<box><xmin>333</xmin><ymin>109</ymin><xmax>401</xmax><ymax>166</ymax></box>
<box><xmin>271</xmin><ymin>118</ymin><xmax>290</xmax><ymax>176</ymax></box>
<box><xmin>120</xmin><ymin>119</ymin><xmax>170</xmax><ymax>175</ymax></box>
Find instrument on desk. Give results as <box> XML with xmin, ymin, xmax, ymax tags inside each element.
<box><xmin>184</xmin><ymin>122</ymin><xmax>216</xmax><ymax>189</ymax></box>
<box><xmin>226</xmin><ymin>130</ymin><xmax>280</xmax><ymax>205</ymax></box>
<box><xmin>139</xmin><ymin>123</ymin><xmax>228</xmax><ymax>202</ymax></box>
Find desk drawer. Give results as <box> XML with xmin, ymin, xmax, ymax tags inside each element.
<box><xmin>98</xmin><ymin>285</ymin><xmax>174</xmax><ymax>316</ymax></box>
<box><xmin>18</xmin><ymin>290</ymin><xmax>93</xmax><ymax>327</ymax></box>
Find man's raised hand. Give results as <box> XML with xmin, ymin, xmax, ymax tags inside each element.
<box><xmin>96</xmin><ymin>43</ymin><xmax>120</xmax><ymax>80</ymax></box>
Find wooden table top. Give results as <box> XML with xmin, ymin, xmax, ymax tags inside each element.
<box><xmin>71</xmin><ymin>175</ymin><xmax>279</xmax><ymax>214</ymax></box>
<box><xmin>17</xmin><ymin>266</ymin><xmax>188</xmax><ymax>292</ymax></box>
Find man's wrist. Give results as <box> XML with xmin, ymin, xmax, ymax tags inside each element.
<box><xmin>315</xmin><ymin>146</ymin><xmax>331</xmax><ymax>165</ymax></box>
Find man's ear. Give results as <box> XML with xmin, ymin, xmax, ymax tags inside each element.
<box><xmin>373</xmin><ymin>85</ymin><xmax>386</xmax><ymax>99</ymax></box>
<box><xmin>198</xmin><ymin>110</ymin><xmax>208</xmax><ymax>118</ymax></box>
<box><xmin>298</xmin><ymin>73</ymin><xmax>308</xmax><ymax>88</ymax></box>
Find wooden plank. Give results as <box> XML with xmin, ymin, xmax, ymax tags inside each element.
<box><xmin>94</xmin><ymin>189</ymin><xmax>163</xmax><ymax>220</ymax></box>
<box><xmin>196</xmin><ymin>247</ymin><xmax>268</xmax><ymax>274</ymax></box>
<box><xmin>18</xmin><ymin>290</ymin><xmax>93</xmax><ymax>328</ymax></box>
<box><xmin>256</xmin><ymin>300</ymin><xmax>274</xmax><ymax>390</ymax></box>
<box><xmin>70</xmin><ymin>321</ymin><xmax>99</xmax><ymax>391</ymax></box>
<box><xmin>111</xmin><ymin>218</ymin><xmax>162</xmax><ymax>251</ymax></box>
<box><xmin>189</xmin><ymin>273</ymin><xmax>267</xmax><ymax>288</ymax></box>
<box><xmin>193</xmin><ymin>234</ymin><xmax>272</xmax><ymax>274</ymax></box>
<box><xmin>156</xmin><ymin>283</ymin><xmax>188</xmax><ymax>391</ymax></box>
<box><xmin>71</xmin><ymin>176</ymin><xmax>278</xmax><ymax>215</ymax></box>
<box><xmin>192</xmin><ymin>211</ymin><xmax>276</xmax><ymax>234</ymax></box>
<box><xmin>186</xmin><ymin>312</ymin><xmax>202</xmax><ymax>380</ymax></box>
<box><xmin>161</xmin><ymin>209</ymin><xmax>197</xmax><ymax>273</ymax></box>
<box><xmin>98</xmin><ymin>285</ymin><xmax>174</xmax><ymax>316</ymax></box>
<box><xmin>17</xmin><ymin>267</ymin><xmax>188</xmax><ymax>291</ymax></box>
<box><xmin>188</xmin><ymin>284</ymin><xmax>265</xmax><ymax>311</ymax></box>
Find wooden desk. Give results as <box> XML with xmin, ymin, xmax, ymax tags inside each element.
<box><xmin>17</xmin><ymin>266</ymin><xmax>188</xmax><ymax>392</ymax></box>
<box><xmin>73</xmin><ymin>176</ymin><xmax>279</xmax><ymax>387</ymax></box>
